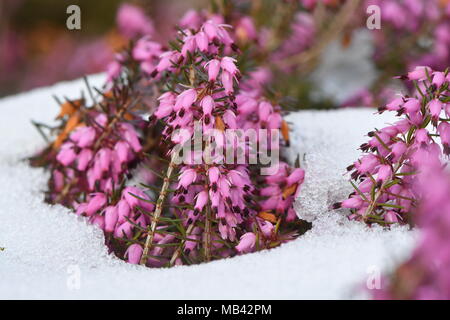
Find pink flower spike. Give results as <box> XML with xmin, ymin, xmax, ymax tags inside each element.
<box><xmin>235</xmin><ymin>232</ymin><xmax>256</xmax><ymax>253</ymax></box>
<box><xmin>124</xmin><ymin>244</ymin><xmax>143</xmax><ymax>264</ymax></box>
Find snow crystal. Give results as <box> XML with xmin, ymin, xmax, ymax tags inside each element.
<box><xmin>0</xmin><ymin>76</ymin><xmax>416</xmax><ymax>299</ymax></box>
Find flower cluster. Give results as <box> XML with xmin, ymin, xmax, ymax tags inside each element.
<box><xmin>32</xmin><ymin>87</ymin><xmax>151</xmax><ymax>208</ymax></box>
<box><xmin>334</xmin><ymin>66</ymin><xmax>450</xmax><ymax>225</ymax></box>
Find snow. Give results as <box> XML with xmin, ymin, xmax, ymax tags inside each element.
<box><xmin>0</xmin><ymin>75</ymin><xmax>417</xmax><ymax>299</ymax></box>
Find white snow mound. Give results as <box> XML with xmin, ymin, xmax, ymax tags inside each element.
<box><xmin>0</xmin><ymin>76</ymin><xmax>416</xmax><ymax>299</ymax></box>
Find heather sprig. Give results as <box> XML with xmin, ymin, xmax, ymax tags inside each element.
<box><xmin>334</xmin><ymin>66</ymin><xmax>450</xmax><ymax>225</ymax></box>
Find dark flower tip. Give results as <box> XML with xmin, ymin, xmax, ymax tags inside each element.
<box><xmin>332</xmin><ymin>202</ymin><xmax>342</xmax><ymax>209</ymax></box>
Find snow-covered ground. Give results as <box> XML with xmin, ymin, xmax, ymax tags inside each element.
<box><xmin>0</xmin><ymin>75</ymin><xmax>417</xmax><ymax>299</ymax></box>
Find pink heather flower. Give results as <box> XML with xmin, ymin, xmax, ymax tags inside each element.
<box><xmin>104</xmin><ymin>205</ymin><xmax>118</xmax><ymax>233</ymax></box>
<box><xmin>123</xmin><ymin>186</ymin><xmax>154</xmax><ymax>212</ymax></box>
<box><xmin>71</xmin><ymin>126</ymin><xmax>96</xmax><ymax>148</ymax></box>
<box><xmin>206</xmin><ymin>59</ymin><xmax>221</xmax><ymax>82</ymax></box>
<box><xmin>86</xmin><ymin>193</ymin><xmax>107</xmax><ymax>216</ymax></box>
<box><xmin>384</xmin><ymin>210</ymin><xmax>400</xmax><ymax>223</ymax></box>
<box><xmin>114</xmin><ymin>221</ymin><xmax>134</xmax><ymax>239</ymax></box>
<box><xmin>200</xmin><ymin>96</ymin><xmax>215</xmax><ymax>115</ymax></box>
<box><xmin>220</xmin><ymin>57</ymin><xmax>238</xmax><ymax>76</ymax></box>
<box><xmin>175</xmin><ymin>89</ymin><xmax>197</xmax><ymax>111</ymax></box>
<box><xmin>432</xmin><ymin>71</ymin><xmax>446</xmax><ymax>87</ymax></box>
<box><xmin>402</xmin><ymin>98</ymin><xmax>421</xmax><ymax>114</ymax></box>
<box><xmin>341</xmin><ymin>197</ymin><xmax>364</xmax><ymax>209</ymax></box>
<box><xmin>116</xmin><ymin>3</ymin><xmax>154</xmax><ymax>38</ymax></box>
<box><xmin>428</xmin><ymin>99</ymin><xmax>443</xmax><ymax>121</ymax></box>
<box><xmin>202</xmin><ymin>20</ymin><xmax>232</xmax><ymax>44</ymax></box>
<box><xmin>207</xmin><ymin>166</ymin><xmax>220</xmax><ymax>183</ymax></box>
<box><xmin>76</xmin><ymin>148</ymin><xmax>93</xmax><ymax>171</ymax></box>
<box><xmin>194</xmin><ymin>190</ymin><xmax>208</xmax><ymax>213</ymax></box>
<box><xmin>286</xmin><ymin>168</ymin><xmax>305</xmax><ymax>187</ymax></box>
<box><xmin>235</xmin><ymin>232</ymin><xmax>256</xmax><ymax>253</ymax></box>
<box><xmin>124</xmin><ymin>244</ymin><xmax>143</xmax><ymax>264</ymax></box>
<box><xmin>221</xmin><ymin>71</ymin><xmax>234</xmax><ymax>94</ymax></box>
<box><xmin>96</xmin><ymin>148</ymin><xmax>112</xmax><ymax>172</ymax></box>
<box><xmin>178</xmin><ymin>169</ymin><xmax>197</xmax><ymax>189</ymax></box>
<box><xmin>181</xmin><ymin>35</ymin><xmax>197</xmax><ymax>58</ymax></box>
<box><xmin>114</xmin><ymin>141</ymin><xmax>130</xmax><ymax>164</ymax></box>
<box><xmin>56</xmin><ymin>143</ymin><xmax>77</xmax><ymax>166</ymax></box>
<box><xmin>377</xmin><ymin>165</ymin><xmax>392</xmax><ymax>182</ymax></box>
<box><xmin>117</xmin><ymin>199</ymin><xmax>130</xmax><ymax>224</ymax></box>
<box><xmin>120</xmin><ymin>123</ymin><xmax>142</xmax><ymax>153</ymax></box>
<box><xmin>195</xmin><ymin>31</ymin><xmax>209</xmax><ymax>52</ymax></box>
<box><xmin>407</xmin><ymin>66</ymin><xmax>431</xmax><ymax>81</ymax></box>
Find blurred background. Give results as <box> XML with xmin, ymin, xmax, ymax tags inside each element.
<box><xmin>0</xmin><ymin>0</ymin><xmax>201</xmax><ymax>97</ymax></box>
<box><xmin>1</xmin><ymin>0</ymin><xmax>449</xmax><ymax>108</ymax></box>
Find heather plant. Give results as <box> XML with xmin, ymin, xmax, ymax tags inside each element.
<box><xmin>333</xmin><ymin>66</ymin><xmax>450</xmax><ymax>225</ymax></box>
<box><xmin>126</xmin><ymin>19</ymin><xmax>306</xmax><ymax>266</ymax></box>
<box><xmin>31</xmin><ymin>8</ymin><xmax>307</xmax><ymax>267</ymax></box>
